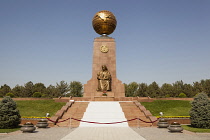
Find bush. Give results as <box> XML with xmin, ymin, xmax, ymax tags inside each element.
<box><xmin>165</xmin><ymin>94</ymin><xmax>170</xmax><ymax>98</ymax></box>
<box><xmin>190</xmin><ymin>92</ymin><xmax>210</xmax><ymax>129</ymax></box>
<box><xmin>179</xmin><ymin>93</ymin><xmax>186</xmax><ymax>98</ymax></box>
<box><xmin>33</xmin><ymin>92</ymin><xmax>42</xmax><ymax>98</ymax></box>
<box><xmin>41</xmin><ymin>94</ymin><xmax>48</xmax><ymax>98</ymax></box>
<box><xmin>5</xmin><ymin>92</ymin><xmax>15</xmax><ymax>98</ymax></box>
<box><xmin>0</xmin><ymin>96</ymin><xmax>21</xmax><ymax>128</ymax></box>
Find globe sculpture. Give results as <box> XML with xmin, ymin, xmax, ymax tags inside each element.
<box><xmin>92</xmin><ymin>10</ymin><xmax>117</xmax><ymax>35</ymax></box>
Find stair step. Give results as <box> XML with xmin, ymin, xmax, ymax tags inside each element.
<box><xmin>120</xmin><ymin>102</ymin><xmax>153</xmax><ymax>127</ymax></box>
<box><xmin>56</xmin><ymin>101</ymin><xmax>154</xmax><ymax>128</ymax></box>
<box><xmin>57</xmin><ymin>102</ymin><xmax>89</xmax><ymax>127</ymax></box>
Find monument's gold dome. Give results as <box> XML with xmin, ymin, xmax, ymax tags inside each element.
<box><xmin>92</xmin><ymin>10</ymin><xmax>117</xmax><ymax>35</ymax></box>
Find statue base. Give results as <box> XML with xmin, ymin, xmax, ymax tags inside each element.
<box><xmin>94</xmin><ymin>92</ymin><xmax>114</xmax><ymax>97</ymax></box>
<box><xmin>94</xmin><ymin>96</ymin><xmax>115</xmax><ymax>101</ymax></box>
<box><xmin>83</xmin><ymin>37</ymin><xmax>125</xmax><ymax>99</ymax></box>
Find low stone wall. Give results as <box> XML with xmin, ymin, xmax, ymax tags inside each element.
<box><xmin>12</xmin><ymin>98</ymin><xmax>51</xmax><ymax>101</ymax></box>
<box><xmin>155</xmin><ymin>98</ymin><xmax>194</xmax><ymax>101</ymax></box>
<box><xmin>53</xmin><ymin>98</ymin><xmax>69</xmax><ymax>102</ymax></box>
<box><xmin>54</xmin><ymin>97</ymin><xmax>144</xmax><ymax>102</ymax></box>
<box><xmin>116</xmin><ymin>97</ymin><xmax>138</xmax><ymax>101</ymax></box>
<box><xmin>133</xmin><ymin>101</ymin><xmax>158</xmax><ymax>126</ymax></box>
<box><xmin>48</xmin><ymin>100</ymin><xmax>75</xmax><ymax>127</ymax></box>
<box><xmin>20</xmin><ymin>119</ymin><xmax>39</xmax><ymax>125</ymax></box>
<box><xmin>0</xmin><ymin>97</ymin><xmax>196</xmax><ymax>102</ymax></box>
<box><xmin>53</xmin><ymin>97</ymin><xmax>92</xmax><ymax>102</ymax></box>
<box><xmin>137</xmin><ymin>97</ymin><xmax>195</xmax><ymax>102</ymax></box>
<box><xmin>165</xmin><ymin>118</ymin><xmax>191</xmax><ymax>125</ymax></box>
<box><xmin>136</xmin><ymin>97</ymin><xmax>154</xmax><ymax>102</ymax></box>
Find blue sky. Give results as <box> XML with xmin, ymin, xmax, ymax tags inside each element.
<box><xmin>0</xmin><ymin>0</ymin><xmax>210</xmax><ymax>88</ymax></box>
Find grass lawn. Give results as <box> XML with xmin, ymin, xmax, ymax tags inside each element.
<box><xmin>0</xmin><ymin>127</ymin><xmax>20</xmax><ymax>133</ymax></box>
<box><xmin>141</xmin><ymin>100</ymin><xmax>191</xmax><ymax>116</ymax></box>
<box><xmin>16</xmin><ymin>100</ymin><xmax>66</xmax><ymax>117</ymax></box>
<box><xmin>182</xmin><ymin>125</ymin><xmax>210</xmax><ymax>133</ymax></box>
<box><xmin>0</xmin><ymin>100</ymin><xmax>65</xmax><ymax>133</ymax></box>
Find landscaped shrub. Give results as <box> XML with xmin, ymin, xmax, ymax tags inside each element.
<box><xmin>5</xmin><ymin>92</ymin><xmax>15</xmax><ymax>98</ymax></box>
<box><xmin>0</xmin><ymin>96</ymin><xmax>21</xmax><ymax>128</ymax></box>
<box><xmin>33</xmin><ymin>92</ymin><xmax>42</xmax><ymax>98</ymax></box>
<box><xmin>190</xmin><ymin>92</ymin><xmax>210</xmax><ymax>129</ymax></box>
<box><xmin>41</xmin><ymin>94</ymin><xmax>48</xmax><ymax>98</ymax></box>
<box><xmin>179</xmin><ymin>93</ymin><xmax>186</xmax><ymax>98</ymax></box>
<box><xmin>165</xmin><ymin>94</ymin><xmax>170</xmax><ymax>98</ymax></box>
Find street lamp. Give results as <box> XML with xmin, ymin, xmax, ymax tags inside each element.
<box><xmin>159</xmin><ymin>112</ymin><xmax>163</xmax><ymax>118</ymax></box>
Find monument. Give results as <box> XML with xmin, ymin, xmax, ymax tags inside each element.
<box><xmin>84</xmin><ymin>10</ymin><xmax>125</xmax><ymax>100</ymax></box>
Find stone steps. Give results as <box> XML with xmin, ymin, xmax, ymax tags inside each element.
<box><xmin>56</xmin><ymin>101</ymin><xmax>155</xmax><ymax>127</ymax></box>
<box><xmin>79</xmin><ymin>101</ymin><xmax>129</xmax><ymax>127</ymax></box>
<box><xmin>57</xmin><ymin>102</ymin><xmax>89</xmax><ymax>127</ymax></box>
<box><xmin>120</xmin><ymin>102</ymin><xmax>153</xmax><ymax>127</ymax></box>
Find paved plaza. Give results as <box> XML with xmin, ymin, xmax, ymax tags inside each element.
<box><xmin>1</xmin><ymin>101</ymin><xmax>209</xmax><ymax>140</ymax></box>
<box><xmin>0</xmin><ymin>127</ymin><xmax>210</xmax><ymax>140</ymax></box>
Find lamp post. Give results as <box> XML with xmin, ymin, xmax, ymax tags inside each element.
<box><xmin>46</xmin><ymin>113</ymin><xmax>50</xmax><ymax>117</ymax></box>
<box><xmin>158</xmin><ymin>112</ymin><xmax>169</xmax><ymax>128</ymax></box>
<box><xmin>159</xmin><ymin>112</ymin><xmax>163</xmax><ymax>118</ymax></box>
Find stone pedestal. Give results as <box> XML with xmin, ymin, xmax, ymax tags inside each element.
<box><xmin>157</xmin><ymin>118</ymin><xmax>169</xmax><ymax>128</ymax></box>
<box><xmin>21</xmin><ymin>122</ymin><xmax>36</xmax><ymax>133</ymax></box>
<box><xmin>168</xmin><ymin>122</ymin><xmax>183</xmax><ymax>132</ymax></box>
<box><xmin>84</xmin><ymin>36</ymin><xmax>125</xmax><ymax>100</ymax></box>
<box><xmin>36</xmin><ymin>119</ymin><xmax>49</xmax><ymax>128</ymax></box>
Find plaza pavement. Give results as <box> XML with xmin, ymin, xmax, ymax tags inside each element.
<box><xmin>1</xmin><ymin>101</ymin><xmax>209</xmax><ymax>140</ymax></box>
<box><xmin>0</xmin><ymin>127</ymin><xmax>210</xmax><ymax>140</ymax></box>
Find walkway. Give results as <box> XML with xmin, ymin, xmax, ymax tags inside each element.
<box><xmin>60</xmin><ymin>101</ymin><xmax>146</xmax><ymax>139</ymax></box>
<box><xmin>61</xmin><ymin>127</ymin><xmax>146</xmax><ymax>140</ymax></box>
<box><xmin>1</xmin><ymin>127</ymin><xmax>210</xmax><ymax>140</ymax></box>
<box><xmin>79</xmin><ymin>101</ymin><xmax>128</xmax><ymax>127</ymax></box>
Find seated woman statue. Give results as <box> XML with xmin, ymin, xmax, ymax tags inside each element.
<box><xmin>97</xmin><ymin>65</ymin><xmax>111</xmax><ymax>91</ymax></box>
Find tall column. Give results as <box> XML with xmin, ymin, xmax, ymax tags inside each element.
<box><xmin>84</xmin><ymin>36</ymin><xmax>125</xmax><ymax>99</ymax></box>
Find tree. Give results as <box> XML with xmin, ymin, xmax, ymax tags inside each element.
<box><xmin>56</xmin><ymin>81</ymin><xmax>69</xmax><ymax>96</ymax></box>
<box><xmin>68</xmin><ymin>81</ymin><xmax>83</xmax><ymax>97</ymax></box>
<box><xmin>136</xmin><ymin>83</ymin><xmax>148</xmax><ymax>97</ymax></box>
<box><xmin>200</xmin><ymin>79</ymin><xmax>210</xmax><ymax>97</ymax></box>
<box><xmin>0</xmin><ymin>84</ymin><xmax>11</xmax><ymax>97</ymax></box>
<box><xmin>23</xmin><ymin>81</ymin><xmax>34</xmax><ymax>97</ymax></box>
<box><xmin>161</xmin><ymin>83</ymin><xmax>174</xmax><ymax>97</ymax></box>
<box><xmin>190</xmin><ymin>92</ymin><xmax>210</xmax><ymax>128</ymax></box>
<box><xmin>172</xmin><ymin>80</ymin><xmax>184</xmax><ymax>97</ymax></box>
<box><xmin>34</xmin><ymin>83</ymin><xmax>46</xmax><ymax>95</ymax></box>
<box><xmin>193</xmin><ymin>81</ymin><xmax>203</xmax><ymax>95</ymax></box>
<box><xmin>0</xmin><ymin>96</ymin><xmax>21</xmax><ymax>128</ymax></box>
<box><xmin>147</xmin><ymin>81</ymin><xmax>160</xmax><ymax>98</ymax></box>
<box><xmin>183</xmin><ymin>84</ymin><xmax>194</xmax><ymax>97</ymax></box>
<box><xmin>125</xmin><ymin>82</ymin><xmax>138</xmax><ymax>97</ymax></box>
<box><xmin>46</xmin><ymin>85</ymin><xmax>59</xmax><ymax>98</ymax></box>
<box><xmin>12</xmin><ymin>85</ymin><xmax>25</xmax><ymax>97</ymax></box>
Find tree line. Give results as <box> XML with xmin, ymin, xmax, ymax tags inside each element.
<box><xmin>1</xmin><ymin>79</ymin><xmax>210</xmax><ymax>98</ymax></box>
<box><xmin>125</xmin><ymin>79</ymin><xmax>210</xmax><ymax>98</ymax></box>
<box><xmin>0</xmin><ymin>81</ymin><xmax>83</xmax><ymax>98</ymax></box>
